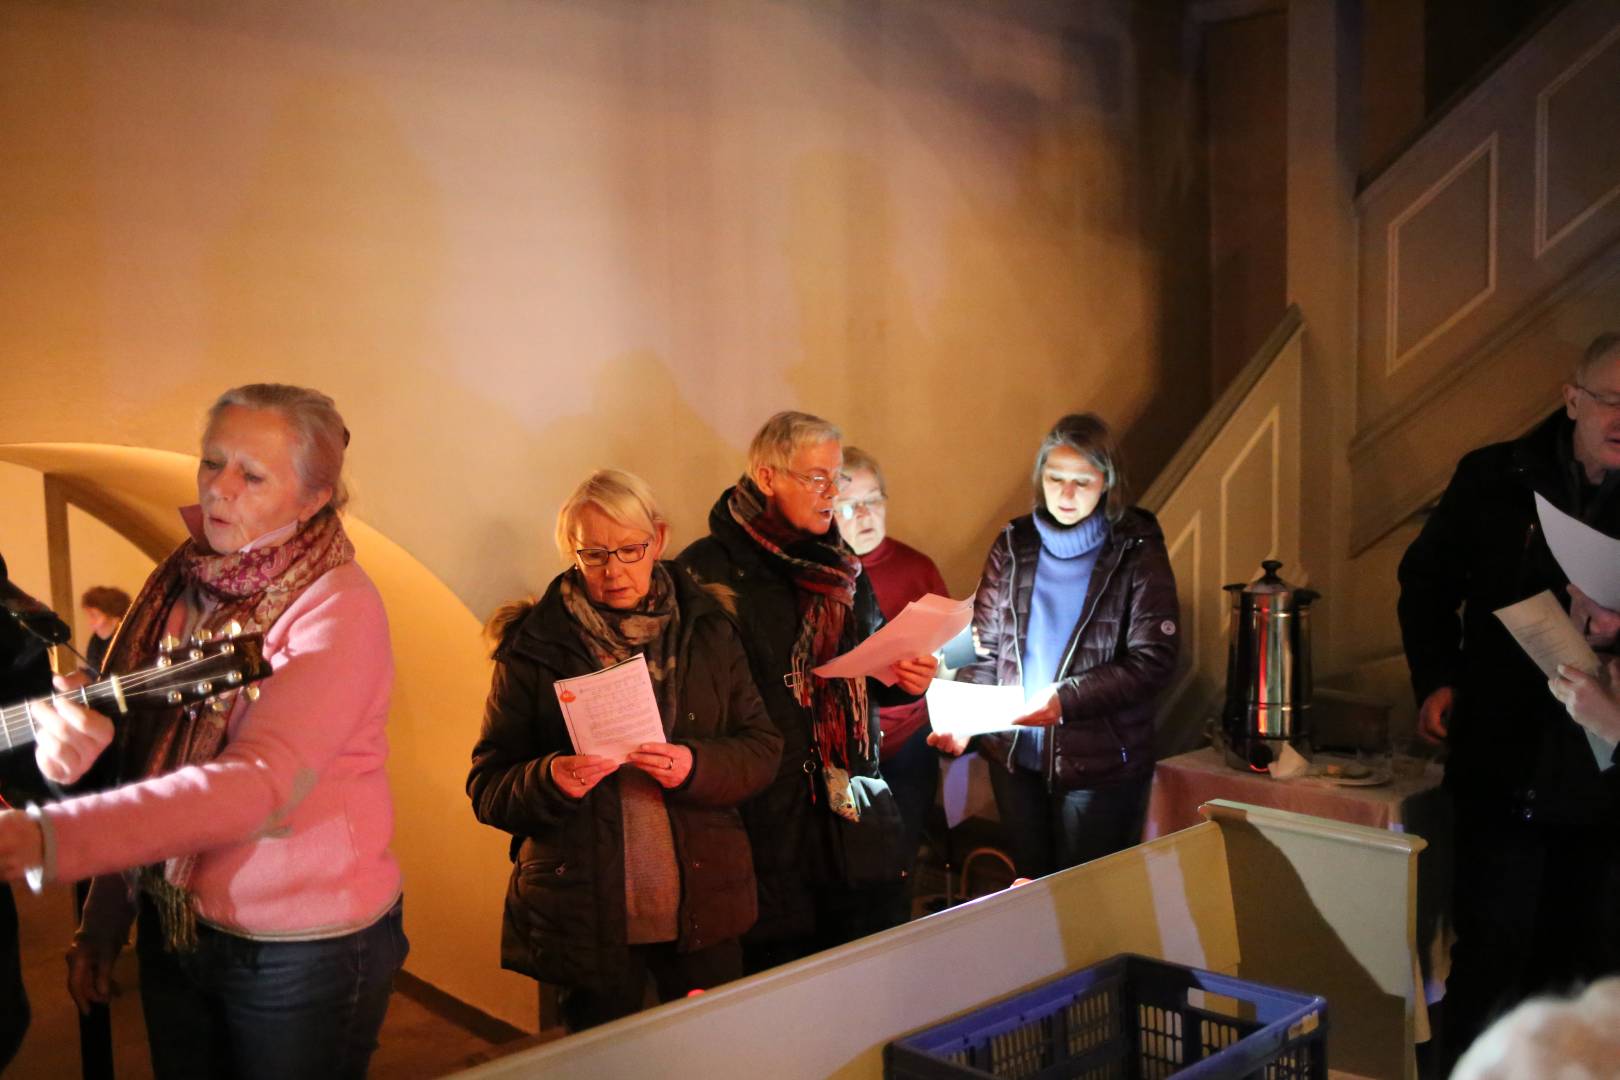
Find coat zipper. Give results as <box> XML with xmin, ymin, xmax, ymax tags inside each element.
<box><xmin>1004</xmin><ymin>526</ymin><xmax>1026</xmax><ymax>772</ymax></box>
<box><xmin>1043</xmin><ymin>537</ymin><xmax>1137</xmax><ymax>791</ymax></box>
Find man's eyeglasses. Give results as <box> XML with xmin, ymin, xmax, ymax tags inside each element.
<box><xmin>834</xmin><ymin>495</ymin><xmax>887</xmax><ymax>520</ymax></box>
<box><xmin>784</xmin><ymin>469</ymin><xmax>844</xmax><ymax>496</ymax></box>
<box><xmin>1576</xmin><ymin>384</ymin><xmax>1620</xmax><ymax>410</ymax></box>
<box><xmin>576</xmin><ymin>542</ymin><xmax>652</xmax><ymax>567</ymax></box>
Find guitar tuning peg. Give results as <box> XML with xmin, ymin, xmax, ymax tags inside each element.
<box><xmin>159</xmin><ymin>634</ymin><xmax>181</xmax><ymax>653</ymax></box>
<box><xmin>192</xmin><ymin>628</ymin><xmax>213</xmax><ymax>644</ymax></box>
<box><xmin>244</xmin><ymin>686</ymin><xmax>261</xmax><ymax>702</ymax></box>
<box><xmin>224</xmin><ymin>620</ymin><xmax>243</xmax><ymax>638</ymax></box>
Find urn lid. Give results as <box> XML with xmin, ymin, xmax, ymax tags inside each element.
<box><xmin>1223</xmin><ymin>559</ymin><xmax>1320</xmax><ymax>606</ymax></box>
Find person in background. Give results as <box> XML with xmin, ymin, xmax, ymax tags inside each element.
<box><xmin>79</xmin><ymin>586</ymin><xmax>131</xmax><ymax>675</ymax></box>
<box><xmin>468</xmin><ymin>470</ymin><xmax>780</xmax><ymax>1032</ymax></box>
<box><xmin>1449</xmin><ymin>977</ymin><xmax>1620</xmax><ymax>1080</ymax></box>
<box><xmin>679</xmin><ymin>411</ymin><xmax>938</xmax><ymax>973</ymax></box>
<box><xmin>833</xmin><ymin>446</ymin><xmax>949</xmax><ymax>920</ymax></box>
<box><xmin>1397</xmin><ymin>331</ymin><xmax>1620</xmax><ymax>1071</ymax></box>
<box><xmin>0</xmin><ymin>383</ymin><xmax>406</xmax><ymax>1080</ymax></box>
<box><xmin>935</xmin><ymin>413</ymin><xmax>1179</xmax><ymax>879</ymax></box>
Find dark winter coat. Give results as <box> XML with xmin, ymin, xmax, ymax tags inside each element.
<box><xmin>1397</xmin><ymin>409</ymin><xmax>1619</xmax><ymax>823</ymax></box>
<box><xmin>677</xmin><ymin>492</ymin><xmax>919</xmax><ymax>945</ymax></box>
<box><xmin>959</xmin><ymin>507</ymin><xmax>1180</xmax><ymax>790</ymax></box>
<box><xmin>467</xmin><ymin>564</ymin><xmax>781</xmax><ymax>990</ymax></box>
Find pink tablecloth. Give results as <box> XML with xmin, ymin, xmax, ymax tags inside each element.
<box><xmin>1143</xmin><ymin>745</ymin><xmax>1444</xmax><ymax>840</ymax></box>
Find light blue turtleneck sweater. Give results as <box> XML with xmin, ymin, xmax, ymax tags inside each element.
<box><xmin>1015</xmin><ymin>509</ymin><xmax>1110</xmax><ymax>771</ymax></box>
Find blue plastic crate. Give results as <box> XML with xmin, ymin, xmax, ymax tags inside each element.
<box><xmin>885</xmin><ymin>954</ymin><xmax>1327</xmax><ymax>1080</ymax></box>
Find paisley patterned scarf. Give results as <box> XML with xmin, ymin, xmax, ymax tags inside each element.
<box><xmin>102</xmin><ymin>508</ymin><xmax>355</xmax><ymax>949</ymax></box>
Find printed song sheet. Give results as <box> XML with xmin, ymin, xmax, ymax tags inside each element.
<box><xmin>1495</xmin><ymin>590</ymin><xmax>1617</xmax><ymax>769</ymax></box>
<box><xmin>926</xmin><ymin>679</ymin><xmax>1029</xmax><ymax>739</ymax></box>
<box><xmin>552</xmin><ymin>654</ymin><xmax>666</xmax><ymax>763</ymax></box>
<box><xmin>1536</xmin><ymin>493</ymin><xmax>1620</xmax><ymax>609</ymax></box>
<box><xmin>812</xmin><ymin>593</ymin><xmax>973</xmax><ymax>685</ymax></box>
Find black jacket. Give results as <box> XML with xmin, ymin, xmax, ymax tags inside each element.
<box><xmin>1398</xmin><ymin>409</ymin><xmax>1618</xmax><ymax>823</ymax></box>
<box><xmin>959</xmin><ymin>507</ymin><xmax>1180</xmax><ymax>789</ymax></box>
<box><xmin>677</xmin><ymin>491</ymin><xmax>918</xmax><ymax>944</ymax></box>
<box><xmin>0</xmin><ymin>553</ymin><xmax>53</xmax><ymax>805</ymax></box>
<box><xmin>467</xmin><ymin>564</ymin><xmax>781</xmax><ymax>989</ymax></box>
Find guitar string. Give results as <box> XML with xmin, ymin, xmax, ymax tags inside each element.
<box><xmin>0</xmin><ymin>648</ymin><xmax>261</xmax><ymax>737</ymax></box>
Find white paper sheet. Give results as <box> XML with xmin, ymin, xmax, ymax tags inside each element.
<box><xmin>1495</xmin><ymin>590</ymin><xmax>1618</xmax><ymax>769</ymax></box>
<box><xmin>1495</xmin><ymin>590</ymin><xmax>1601</xmax><ymax>680</ymax></box>
<box><xmin>925</xmin><ymin>679</ymin><xmax>1029</xmax><ymax>739</ymax></box>
<box><xmin>811</xmin><ymin>593</ymin><xmax>973</xmax><ymax>685</ymax></box>
<box><xmin>1536</xmin><ymin>493</ymin><xmax>1620</xmax><ymax>609</ymax></box>
<box><xmin>939</xmin><ymin>752</ymin><xmax>997</xmax><ymax>828</ymax></box>
<box><xmin>552</xmin><ymin>654</ymin><xmax>666</xmax><ymax>763</ymax></box>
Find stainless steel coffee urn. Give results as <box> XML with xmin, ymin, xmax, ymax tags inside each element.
<box><xmin>1222</xmin><ymin>560</ymin><xmax>1319</xmax><ymax>771</ymax></box>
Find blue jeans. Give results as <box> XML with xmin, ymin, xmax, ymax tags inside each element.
<box><xmin>136</xmin><ymin>897</ymin><xmax>408</xmax><ymax>1080</ymax></box>
<box><xmin>987</xmin><ymin>765</ymin><xmax>1149</xmax><ymax>879</ymax></box>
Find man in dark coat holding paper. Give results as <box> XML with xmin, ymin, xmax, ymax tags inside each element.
<box><xmin>1397</xmin><ymin>332</ymin><xmax>1620</xmax><ymax>1069</ymax></box>
<box><xmin>679</xmin><ymin>411</ymin><xmax>937</xmax><ymax>974</ymax></box>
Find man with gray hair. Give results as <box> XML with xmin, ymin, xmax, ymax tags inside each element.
<box><xmin>680</xmin><ymin>411</ymin><xmax>938</xmax><ymax>973</ymax></box>
<box><xmin>1397</xmin><ymin>331</ymin><xmax>1620</xmax><ymax>1070</ymax></box>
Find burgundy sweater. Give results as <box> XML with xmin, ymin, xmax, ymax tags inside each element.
<box><xmin>859</xmin><ymin>537</ymin><xmax>949</xmax><ymax>761</ymax></box>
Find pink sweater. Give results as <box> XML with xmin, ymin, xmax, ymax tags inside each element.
<box><xmin>45</xmin><ymin>561</ymin><xmax>402</xmax><ymax>939</ymax></box>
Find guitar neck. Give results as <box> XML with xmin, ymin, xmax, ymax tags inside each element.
<box><xmin>0</xmin><ymin>681</ymin><xmax>124</xmax><ymax>753</ymax></box>
<box><xmin>0</xmin><ymin>635</ymin><xmax>271</xmax><ymax>754</ymax></box>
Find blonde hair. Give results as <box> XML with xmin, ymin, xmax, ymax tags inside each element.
<box><xmin>1452</xmin><ymin>978</ymin><xmax>1620</xmax><ymax>1079</ymax></box>
<box><xmin>485</xmin><ymin>468</ymin><xmax>669</xmax><ymax>648</ymax></box>
<box><xmin>207</xmin><ymin>384</ymin><xmax>350</xmax><ymax>516</ymax></box>
<box><xmin>747</xmin><ymin>411</ymin><xmax>841</xmax><ymax>475</ymax></box>
<box><xmin>840</xmin><ymin>445</ymin><xmax>885</xmax><ymax>495</ymax></box>
<box><xmin>553</xmin><ymin>469</ymin><xmax>667</xmax><ymax>564</ymax></box>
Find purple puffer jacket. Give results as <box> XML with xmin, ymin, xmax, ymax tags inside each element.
<box><xmin>959</xmin><ymin>506</ymin><xmax>1180</xmax><ymax>790</ymax></box>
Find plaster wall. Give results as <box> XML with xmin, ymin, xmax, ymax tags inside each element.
<box><xmin>0</xmin><ymin>0</ymin><xmax>1207</xmax><ymax>606</ymax></box>
<box><xmin>0</xmin><ymin>0</ymin><xmax>1208</xmax><ymax>1031</ymax></box>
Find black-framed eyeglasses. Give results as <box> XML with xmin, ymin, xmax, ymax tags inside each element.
<box><xmin>1576</xmin><ymin>384</ymin><xmax>1620</xmax><ymax>409</ymax></box>
<box><xmin>784</xmin><ymin>469</ymin><xmax>844</xmax><ymax>496</ymax></box>
<box><xmin>575</xmin><ymin>542</ymin><xmax>652</xmax><ymax>568</ymax></box>
<box><xmin>834</xmin><ymin>495</ymin><xmax>887</xmax><ymax>520</ymax></box>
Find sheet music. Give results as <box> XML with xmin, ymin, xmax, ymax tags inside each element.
<box><xmin>552</xmin><ymin>654</ymin><xmax>666</xmax><ymax>763</ymax></box>
<box><xmin>1495</xmin><ymin>590</ymin><xmax>1617</xmax><ymax>769</ymax></box>
<box><xmin>812</xmin><ymin>593</ymin><xmax>973</xmax><ymax>685</ymax></box>
<box><xmin>925</xmin><ymin>678</ymin><xmax>1029</xmax><ymax>739</ymax></box>
<box><xmin>1536</xmin><ymin>493</ymin><xmax>1620</xmax><ymax>609</ymax></box>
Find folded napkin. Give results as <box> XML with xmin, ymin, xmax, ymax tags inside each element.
<box><xmin>1269</xmin><ymin>741</ymin><xmax>1311</xmax><ymax>780</ymax></box>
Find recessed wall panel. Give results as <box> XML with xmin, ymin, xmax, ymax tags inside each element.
<box><xmin>1165</xmin><ymin>513</ymin><xmax>1202</xmax><ymax>698</ymax></box>
<box><xmin>1538</xmin><ymin>27</ymin><xmax>1620</xmax><ymax>251</ymax></box>
<box><xmin>1219</xmin><ymin>409</ymin><xmax>1280</xmax><ymax>590</ymax></box>
<box><xmin>1387</xmin><ymin>140</ymin><xmax>1496</xmax><ymax>369</ymax></box>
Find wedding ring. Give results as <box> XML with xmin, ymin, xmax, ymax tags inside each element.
<box><xmin>572</xmin><ymin>771</ymin><xmax>581</xmax><ymax>783</ymax></box>
<box><xmin>664</xmin><ymin>758</ymin><xmax>672</xmax><ymax>770</ymax></box>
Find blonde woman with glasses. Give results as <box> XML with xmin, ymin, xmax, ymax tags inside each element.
<box><xmin>468</xmin><ymin>469</ymin><xmax>780</xmax><ymax>1032</ymax></box>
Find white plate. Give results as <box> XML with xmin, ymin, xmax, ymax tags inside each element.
<box><xmin>1312</xmin><ymin>767</ymin><xmax>1391</xmax><ymax>787</ymax></box>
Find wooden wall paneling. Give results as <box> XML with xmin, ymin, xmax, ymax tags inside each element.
<box><xmin>1535</xmin><ymin>23</ymin><xmax>1620</xmax><ymax>255</ymax></box>
<box><xmin>1385</xmin><ymin>136</ymin><xmax>1498</xmax><ymax>373</ymax></box>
